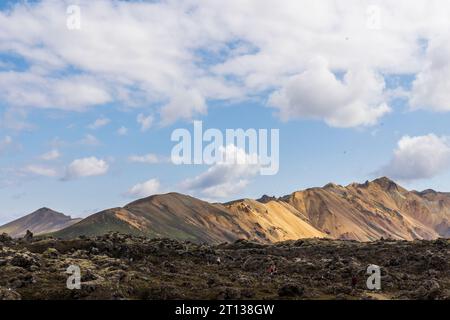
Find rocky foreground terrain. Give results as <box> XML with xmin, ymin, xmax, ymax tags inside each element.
<box><xmin>0</xmin><ymin>232</ymin><xmax>448</xmax><ymax>300</ymax></box>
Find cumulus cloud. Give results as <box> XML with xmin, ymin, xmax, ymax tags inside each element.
<box><xmin>0</xmin><ymin>0</ymin><xmax>228</xmax><ymax>122</ymax></box>
<box><xmin>128</xmin><ymin>153</ymin><xmax>161</xmax><ymax>164</ymax></box>
<box><xmin>180</xmin><ymin>145</ymin><xmax>259</xmax><ymax>198</ymax></box>
<box><xmin>64</xmin><ymin>157</ymin><xmax>109</xmax><ymax>180</ymax></box>
<box><xmin>268</xmin><ymin>58</ymin><xmax>391</xmax><ymax>127</ymax></box>
<box><xmin>126</xmin><ymin>178</ymin><xmax>160</xmax><ymax>198</ymax></box>
<box><xmin>88</xmin><ymin>117</ymin><xmax>110</xmax><ymax>130</ymax></box>
<box><xmin>39</xmin><ymin>149</ymin><xmax>60</xmax><ymax>161</ymax></box>
<box><xmin>160</xmin><ymin>89</ymin><xmax>207</xmax><ymax>125</ymax></box>
<box><xmin>79</xmin><ymin>134</ymin><xmax>100</xmax><ymax>146</ymax></box>
<box><xmin>23</xmin><ymin>165</ymin><xmax>58</xmax><ymax>177</ymax></box>
<box><xmin>137</xmin><ymin>114</ymin><xmax>153</xmax><ymax>132</ymax></box>
<box><xmin>1</xmin><ymin>0</ymin><xmax>450</xmax><ymax>126</ymax></box>
<box><xmin>410</xmin><ymin>37</ymin><xmax>450</xmax><ymax>112</ymax></box>
<box><xmin>380</xmin><ymin>134</ymin><xmax>450</xmax><ymax>181</ymax></box>
<box><xmin>1</xmin><ymin>0</ymin><xmax>450</xmax><ymax>135</ymax></box>
<box><xmin>0</xmin><ymin>73</ymin><xmax>111</xmax><ymax>111</ymax></box>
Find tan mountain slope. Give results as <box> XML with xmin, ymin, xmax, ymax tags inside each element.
<box><xmin>224</xmin><ymin>199</ymin><xmax>326</xmax><ymax>241</ymax></box>
<box><xmin>53</xmin><ymin>193</ymin><xmax>325</xmax><ymax>243</ymax></box>
<box><xmin>121</xmin><ymin>193</ymin><xmax>249</xmax><ymax>243</ymax></box>
<box><xmin>54</xmin><ymin>193</ymin><xmax>257</xmax><ymax>243</ymax></box>
<box><xmin>45</xmin><ymin>177</ymin><xmax>450</xmax><ymax>242</ymax></box>
<box><xmin>0</xmin><ymin>207</ymin><xmax>81</xmax><ymax>238</ymax></box>
<box><xmin>408</xmin><ymin>189</ymin><xmax>450</xmax><ymax>237</ymax></box>
<box><xmin>282</xmin><ymin>177</ymin><xmax>446</xmax><ymax>241</ymax></box>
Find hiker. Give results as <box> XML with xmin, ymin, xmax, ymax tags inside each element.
<box><xmin>267</xmin><ymin>263</ymin><xmax>277</xmax><ymax>277</ymax></box>
<box><xmin>351</xmin><ymin>276</ymin><xmax>358</xmax><ymax>288</ymax></box>
<box><xmin>216</xmin><ymin>257</ymin><xmax>221</xmax><ymax>265</ymax></box>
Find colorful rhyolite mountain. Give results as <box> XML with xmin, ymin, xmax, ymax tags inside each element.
<box><xmin>1</xmin><ymin>178</ymin><xmax>449</xmax><ymax>243</ymax></box>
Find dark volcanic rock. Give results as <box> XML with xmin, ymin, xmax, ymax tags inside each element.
<box><xmin>24</xmin><ymin>230</ymin><xmax>33</xmax><ymax>242</ymax></box>
<box><xmin>0</xmin><ymin>234</ymin><xmax>448</xmax><ymax>300</ymax></box>
<box><xmin>0</xmin><ymin>233</ymin><xmax>12</xmax><ymax>243</ymax></box>
<box><xmin>216</xmin><ymin>287</ymin><xmax>241</xmax><ymax>300</ymax></box>
<box><xmin>0</xmin><ymin>287</ymin><xmax>21</xmax><ymax>300</ymax></box>
<box><xmin>278</xmin><ymin>283</ymin><xmax>305</xmax><ymax>297</ymax></box>
<box><xmin>10</xmin><ymin>253</ymin><xmax>38</xmax><ymax>270</ymax></box>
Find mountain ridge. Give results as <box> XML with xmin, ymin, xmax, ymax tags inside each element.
<box><xmin>3</xmin><ymin>177</ymin><xmax>450</xmax><ymax>242</ymax></box>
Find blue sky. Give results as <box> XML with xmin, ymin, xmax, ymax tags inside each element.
<box><xmin>1</xmin><ymin>0</ymin><xmax>450</xmax><ymax>223</ymax></box>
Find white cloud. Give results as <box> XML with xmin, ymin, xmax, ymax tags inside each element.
<box><xmin>0</xmin><ymin>72</ymin><xmax>111</xmax><ymax>111</ymax></box>
<box><xmin>79</xmin><ymin>134</ymin><xmax>100</xmax><ymax>146</ymax></box>
<box><xmin>268</xmin><ymin>58</ymin><xmax>391</xmax><ymax>127</ymax></box>
<box><xmin>40</xmin><ymin>149</ymin><xmax>60</xmax><ymax>161</ymax></box>
<box><xmin>88</xmin><ymin>117</ymin><xmax>110</xmax><ymax>129</ymax></box>
<box><xmin>0</xmin><ymin>0</ymin><xmax>222</xmax><ymax>122</ymax></box>
<box><xmin>201</xmin><ymin>179</ymin><xmax>250</xmax><ymax>199</ymax></box>
<box><xmin>410</xmin><ymin>37</ymin><xmax>450</xmax><ymax>112</ymax></box>
<box><xmin>23</xmin><ymin>164</ymin><xmax>58</xmax><ymax>177</ymax></box>
<box><xmin>180</xmin><ymin>145</ymin><xmax>259</xmax><ymax>198</ymax></box>
<box><xmin>126</xmin><ymin>178</ymin><xmax>160</xmax><ymax>198</ymax></box>
<box><xmin>117</xmin><ymin>126</ymin><xmax>128</xmax><ymax>136</ymax></box>
<box><xmin>1</xmin><ymin>0</ymin><xmax>450</xmax><ymax>126</ymax></box>
<box><xmin>160</xmin><ymin>89</ymin><xmax>207</xmax><ymax>124</ymax></box>
<box><xmin>137</xmin><ymin>113</ymin><xmax>153</xmax><ymax>132</ymax></box>
<box><xmin>128</xmin><ymin>153</ymin><xmax>160</xmax><ymax>164</ymax></box>
<box><xmin>380</xmin><ymin>134</ymin><xmax>450</xmax><ymax>181</ymax></box>
<box><xmin>64</xmin><ymin>157</ymin><xmax>109</xmax><ymax>180</ymax></box>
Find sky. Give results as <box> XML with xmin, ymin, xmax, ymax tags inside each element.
<box><xmin>1</xmin><ymin>0</ymin><xmax>450</xmax><ymax>223</ymax></box>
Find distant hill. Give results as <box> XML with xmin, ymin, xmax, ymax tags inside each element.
<box><xmin>0</xmin><ymin>207</ymin><xmax>81</xmax><ymax>238</ymax></box>
<box><xmin>15</xmin><ymin>177</ymin><xmax>450</xmax><ymax>243</ymax></box>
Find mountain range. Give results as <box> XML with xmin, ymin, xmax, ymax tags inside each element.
<box><xmin>1</xmin><ymin>177</ymin><xmax>449</xmax><ymax>243</ymax></box>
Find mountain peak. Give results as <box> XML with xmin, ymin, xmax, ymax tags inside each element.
<box><xmin>30</xmin><ymin>207</ymin><xmax>70</xmax><ymax>218</ymax></box>
<box><xmin>371</xmin><ymin>177</ymin><xmax>399</xmax><ymax>190</ymax></box>
<box><xmin>0</xmin><ymin>207</ymin><xmax>80</xmax><ymax>238</ymax></box>
<box><xmin>420</xmin><ymin>189</ymin><xmax>437</xmax><ymax>195</ymax></box>
<box><xmin>125</xmin><ymin>192</ymin><xmax>198</xmax><ymax>208</ymax></box>
<box><xmin>256</xmin><ymin>195</ymin><xmax>277</xmax><ymax>203</ymax></box>
<box><xmin>34</xmin><ymin>207</ymin><xmax>55</xmax><ymax>213</ymax></box>
<box><xmin>324</xmin><ymin>182</ymin><xmax>343</xmax><ymax>189</ymax></box>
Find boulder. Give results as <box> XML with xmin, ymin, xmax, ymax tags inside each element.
<box><xmin>10</xmin><ymin>253</ymin><xmax>38</xmax><ymax>270</ymax></box>
<box><xmin>24</xmin><ymin>230</ymin><xmax>33</xmax><ymax>242</ymax></box>
<box><xmin>43</xmin><ymin>248</ymin><xmax>59</xmax><ymax>259</ymax></box>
